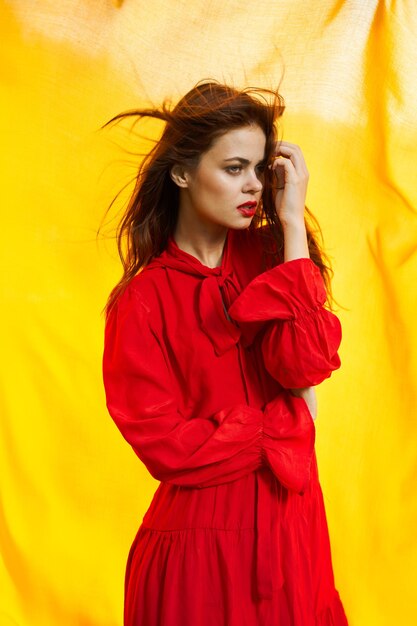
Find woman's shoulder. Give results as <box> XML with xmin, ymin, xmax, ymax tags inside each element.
<box><xmin>130</xmin><ymin>263</ymin><xmax>166</xmax><ymax>292</ymax></box>
<box><xmin>109</xmin><ymin>265</ymin><xmax>167</xmax><ymax>322</ymax></box>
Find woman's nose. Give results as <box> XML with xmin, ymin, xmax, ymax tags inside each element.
<box><xmin>244</xmin><ymin>170</ymin><xmax>263</xmax><ymax>193</ymax></box>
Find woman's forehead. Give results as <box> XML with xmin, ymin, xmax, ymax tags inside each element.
<box><xmin>207</xmin><ymin>125</ymin><xmax>267</xmax><ymax>159</ymax></box>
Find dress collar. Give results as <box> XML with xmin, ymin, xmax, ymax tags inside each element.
<box><xmin>147</xmin><ymin>230</ymin><xmax>233</xmax><ymax>279</ymax></box>
<box><xmin>145</xmin><ymin>230</ymin><xmax>240</xmax><ymax>355</ymax></box>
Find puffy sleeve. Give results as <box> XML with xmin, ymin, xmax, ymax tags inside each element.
<box><xmin>228</xmin><ymin>258</ymin><xmax>342</xmax><ymax>388</ymax></box>
<box><xmin>102</xmin><ymin>283</ymin><xmax>314</xmax><ymax>492</ymax></box>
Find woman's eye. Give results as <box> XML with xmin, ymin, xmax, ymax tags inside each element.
<box><xmin>226</xmin><ymin>165</ymin><xmax>242</xmax><ymax>174</ymax></box>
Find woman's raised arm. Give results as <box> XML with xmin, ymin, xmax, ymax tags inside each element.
<box><xmin>228</xmin><ymin>257</ymin><xmax>342</xmax><ymax>389</ymax></box>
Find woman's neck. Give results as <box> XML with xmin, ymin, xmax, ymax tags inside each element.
<box><xmin>173</xmin><ymin>218</ymin><xmax>228</xmax><ymax>269</ymax></box>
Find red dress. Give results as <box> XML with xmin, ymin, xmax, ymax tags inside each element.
<box><xmin>102</xmin><ymin>226</ymin><xmax>349</xmax><ymax>626</ymax></box>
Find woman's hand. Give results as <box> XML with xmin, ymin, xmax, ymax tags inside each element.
<box><xmin>290</xmin><ymin>386</ymin><xmax>318</xmax><ymax>421</ymax></box>
<box><xmin>269</xmin><ymin>141</ymin><xmax>310</xmax><ymax>261</ymax></box>
<box><xmin>269</xmin><ymin>141</ymin><xmax>309</xmax><ymax>228</ymax></box>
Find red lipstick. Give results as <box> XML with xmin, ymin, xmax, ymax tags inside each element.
<box><xmin>237</xmin><ymin>201</ymin><xmax>257</xmax><ymax>217</ymax></box>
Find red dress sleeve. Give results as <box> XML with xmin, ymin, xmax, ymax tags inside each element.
<box><xmin>102</xmin><ymin>283</ymin><xmax>315</xmax><ymax>492</ymax></box>
<box><xmin>228</xmin><ymin>258</ymin><xmax>342</xmax><ymax>388</ymax></box>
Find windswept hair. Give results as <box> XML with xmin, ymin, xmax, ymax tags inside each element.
<box><xmin>101</xmin><ymin>79</ymin><xmax>333</xmax><ymax>315</ymax></box>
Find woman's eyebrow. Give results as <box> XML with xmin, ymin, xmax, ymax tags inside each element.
<box><xmin>223</xmin><ymin>157</ymin><xmax>249</xmax><ymax>164</ymax></box>
<box><xmin>223</xmin><ymin>157</ymin><xmax>265</xmax><ymax>164</ymax></box>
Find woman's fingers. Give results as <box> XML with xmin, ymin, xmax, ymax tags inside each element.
<box><xmin>271</xmin><ymin>152</ymin><xmax>304</xmax><ymax>189</ymax></box>
<box><xmin>272</xmin><ymin>141</ymin><xmax>309</xmax><ymax>179</ymax></box>
<box><xmin>273</xmin><ymin>163</ymin><xmax>286</xmax><ymax>189</ymax></box>
<box><xmin>270</xmin><ymin>140</ymin><xmax>310</xmax><ymax>230</ymax></box>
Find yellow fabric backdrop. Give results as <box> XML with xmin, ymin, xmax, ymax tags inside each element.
<box><xmin>1</xmin><ymin>1</ymin><xmax>416</xmax><ymax>624</ymax></box>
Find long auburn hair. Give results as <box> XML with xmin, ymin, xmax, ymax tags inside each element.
<box><xmin>102</xmin><ymin>79</ymin><xmax>333</xmax><ymax>316</ymax></box>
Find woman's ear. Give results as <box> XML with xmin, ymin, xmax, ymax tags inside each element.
<box><xmin>170</xmin><ymin>164</ymin><xmax>189</xmax><ymax>188</ymax></box>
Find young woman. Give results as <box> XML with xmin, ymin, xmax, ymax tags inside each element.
<box><xmin>102</xmin><ymin>80</ymin><xmax>349</xmax><ymax>626</ymax></box>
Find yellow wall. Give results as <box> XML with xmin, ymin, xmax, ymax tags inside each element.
<box><xmin>1</xmin><ymin>2</ymin><xmax>416</xmax><ymax>624</ymax></box>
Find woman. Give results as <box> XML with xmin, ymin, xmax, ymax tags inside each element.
<box><xmin>102</xmin><ymin>80</ymin><xmax>349</xmax><ymax>626</ymax></box>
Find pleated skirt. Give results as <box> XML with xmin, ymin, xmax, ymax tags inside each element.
<box><xmin>123</xmin><ymin>452</ymin><xmax>348</xmax><ymax>626</ymax></box>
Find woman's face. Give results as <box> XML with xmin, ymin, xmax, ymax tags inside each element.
<box><xmin>173</xmin><ymin>124</ymin><xmax>267</xmax><ymax>234</ymax></box>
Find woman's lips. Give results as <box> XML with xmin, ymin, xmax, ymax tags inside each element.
<box><xmin>237</xmin><ymin>201</ymin><xmax>257</xmax><ymax>217</ymax></box>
